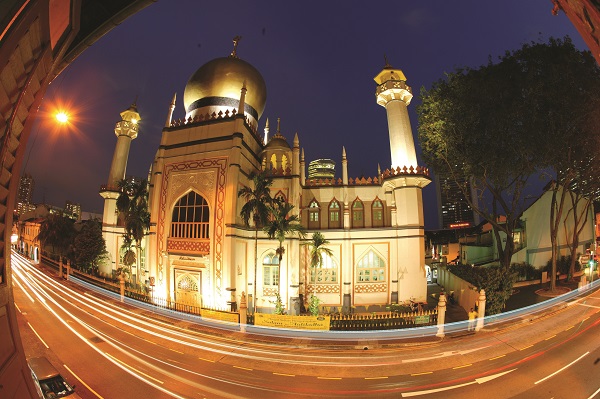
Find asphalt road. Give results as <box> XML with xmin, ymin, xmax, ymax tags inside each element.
<box><xmin>12</xmin><ymin>251</ymin><xmax>600</xmax><ymax>398</ymax></box>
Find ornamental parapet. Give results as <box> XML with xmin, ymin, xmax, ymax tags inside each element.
<box><xmin>264</xmin><ymin>167</ymin><xmax>293</xmax><ymax>177</ymax></box>
<box><xmin>169</xmin><ymin>108</ymin><xmax>258</xmax><ymax>137</ymax></box>
<box><xmin>99</xmin><ymin>184</ymin><xmax>120</xmax><ymax>193</ymax></box>
<box><xmin>381</xmin><ymin>165</ymin><xmax>430</xmax><ymax>179</ymax></box>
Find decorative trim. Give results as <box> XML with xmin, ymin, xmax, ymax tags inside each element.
<box><xmin>187</xmin><ymin>96</ymin><xmax>259</xmax><ymax>120</ymax></box>
<box><xmin>354</xmin><ymin>283</ymin><xmax>387</xmax><ymax>293</ymax></box>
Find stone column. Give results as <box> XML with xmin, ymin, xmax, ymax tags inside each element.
<box><xmin>436</xmin><ymin>292</ymin><xmax>447</xmax><ymax>338</ymax></box>
<box><xmin>59</xmin><ymin>259</ymin><xmax>63</xmax><ymax>279</ymax></box>
<box><xmin>239</xmin><ymin>292</ymin><xmax>247</xmax><ymax>333</ymax></box>
<box><xmin>476</xmin><ymin>289</ymin><xmax>486</xmax><ymax>332</ymax></box>
<box><xmin>120</xmin><ymin>274</ymin><xmax>125</xmax><ymax>303</ymax></box>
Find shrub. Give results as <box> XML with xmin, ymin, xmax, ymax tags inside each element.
<box><xmin>511</xmin><ymin>262</ymin><xmax>541</xmax><ymax>281</ymax></box>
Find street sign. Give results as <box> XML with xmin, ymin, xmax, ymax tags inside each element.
<box><xmin>414</xmin><ymin>315</ymin><xmax>430</xmax><ymax>324</ymax></box>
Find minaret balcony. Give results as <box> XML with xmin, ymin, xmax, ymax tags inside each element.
<box><xmin>114</xmin><ymin>121</ymin><xmax>139</xmax><ymax>138</ymax></box>
<box><xmin>376</xmin><ymin>80</ymin><xmax>413</xmax><ymax>106</ymax></box>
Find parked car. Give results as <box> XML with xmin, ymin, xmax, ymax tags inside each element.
<box><xmin>28</xmin><ymin>357</ymin><xmax>80</xmax><ymax>398</ymax></box>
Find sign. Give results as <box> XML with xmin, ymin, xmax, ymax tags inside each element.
<box><xmin>255</xmin><ymin>314</ymin><xmax>331</xmax><ymax>330</ymax></box>
<box><xmin>414</xmin><ymin>315</ymin><xmax>430</xmax><ymax>325</ymax></box>
<box><xmin>449</xmin><ymin>222</ymin><xmax>471</xmax><ymax>229</ymax></box>
<box><xmin>202</xmin><ymin>309</ymin><xmax>239</xmax><ymax>323</ymax></box>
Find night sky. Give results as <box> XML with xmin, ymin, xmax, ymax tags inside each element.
<box><xmin>23</xmin><ymin>1</ymin><xmax>586</xmax><ymax>229</ymax></box>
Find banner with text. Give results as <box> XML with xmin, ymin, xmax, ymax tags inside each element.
<box><xmin>255</xmin><ymin>314</ymin><xmax>331</xmax><ymax>330</ymax></box>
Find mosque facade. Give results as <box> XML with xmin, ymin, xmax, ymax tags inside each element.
<box><xmin>100</xmin><ymin>41</ymin><xmax>431</xmax><ymax>314</ymax></box>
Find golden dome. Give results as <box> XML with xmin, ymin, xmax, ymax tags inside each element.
<box><xmin>183</xmin><ymin>56</ymin><xmax>267</xmax><ymax>119</ymax></box>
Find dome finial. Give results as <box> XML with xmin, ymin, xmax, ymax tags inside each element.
<box><xmin>277</xmin><ymin>117</ymin><xmax>281</xmax><ymax>134</ymax></box>
<box><xmin>384</xmin><ymin>54</ymin><xmax>392</xmax><ymax>69</ymax></box>
<box><xmin>230</xmin><ymin>35</ymin><xmax>242</xmax><ymax>58</ymax></box>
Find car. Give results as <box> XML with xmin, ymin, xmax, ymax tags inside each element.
<box><xmin>28</xmin><ymin>357</ymin><xmax>81</xmax><ymax>398</ymax></box>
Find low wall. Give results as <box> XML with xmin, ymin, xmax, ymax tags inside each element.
<box><xmin>437</xmin><ymin>266</ymin><xmax>480</xmax><ymax>312</ymax></box>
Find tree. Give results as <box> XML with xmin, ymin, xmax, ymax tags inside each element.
<box><xmin>306</xmin><ymin>232</ymin><xmax>333</xmax><ymax>297</ymax></box>
<box><xmin>238</xmin><ymin>170</ymin><xmax>274</xmax><ymax>313</ymax></box>
<box><xmin>510</xmin><ymin>38</ymin><xmax>600</xmax><ymax>290</ymax></box>
<box><xmin>37</xmin><ymin>213</ymin><xmax>76</xmax><ymax>262</ymax></box>
<box><xmin>263</xmin><ymin>199</ymin><xmax>306</xmax><ymax>297</ymax></box>
<box><xmin>116</xmin><ymin>178</ymin><xmax>150</xmax><ymax>282</ymax></box>
<box><xmin>72</xmin><ymin>219</ymin><xmax>107</xmax><ymax>274</ymax></box>
<box><xmin>418</xmin><ymin>37</ymin><xmax>600</xmax><ymax>295</ymax></box>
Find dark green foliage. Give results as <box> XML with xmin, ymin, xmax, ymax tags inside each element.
<box><xmin>448</xmin><ymin>264</ymin><xmax>518</xmax><ymax>315</ymax></box>
<box><xmin>116</xmin><ymin>178</ymin><xmax>150</xmax><ymax>274</ymax></box>
<box><xmin>512</xmin><ymin>262</ymin><xmax>541</xmax><ymax>282</ymax></box>
<box><xmin>544</xmin><ymin>255</ymin><xmax>581</xmax><ymax>277</ymax></box>
<box><xmin>37</xmin><ymin>213</ymin><xmax>76</xmax><ymax>261</ymax></box>
<box><xmin>72</xmin><ymin>219</ymin><xmax>107</xmax><ymax>274</ymax></box>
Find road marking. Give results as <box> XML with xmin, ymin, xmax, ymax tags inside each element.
<box><xmin>411</xmin><ymin>371</ymin><xmax>433</xmax><ymax>376</ymax></box>
<box><xmin>520</xmin><ymin>345</ymin><xmax>533</xmax><ymax>350</ymax></box>
<box><xmin>198</xmin><ymin>357</ymin><xmax>215</xmax><ymax>363</ymax></box>
<box><xmin>402</xmin><ymin>347</ymin><xmax>489</xmax><ymax>363</ymax></box>
<box><xmin>534</xmin><ymin>352</ymin><xmax>589</xmax><ymax>385</ymax></box>
<box><xmin>587</xmin><ymin>386</ymin><xmax>600</xmax><ymax>399</ymax></box>
<box><xmin>233</xmin><ymin>365</ymin><xmax>252</xmax><ymax>371</ymax></box>
<box><xmin>318</xmin><ymin>376</ymin><xmax>342</xmax><ymax>380</ymax></box>
<box><xmin>14</xmin><ymin>303</ymin><xmax>21</xmax><ymax>313</ymax></box>
<box><xmin>106</xmin><ymin>353</ymin><xmax>164</xmax><ymax>384</ymax></box>
<box><xmin>143</xmin><ymin>338</ymin><xmax>158</xmax><ymax>345</ymax></box>
<box><xmin>63</xmin><ymin>364</ymin><xmax>104</xmax><ymax>398</ymax></box>
<box><xmin>582</xmin><ymin>317</ymin><xmax>590</xmax><ymax>322</ymax></box>
<box><xmin>402</xmin><ymin>369</ymin><xmax>516</xmax><ymax>397</ymax></box>
<box><xmin>545</xmin><ymin>335</ymin><xmax>556</xmax><ymax>340</ymax></box>
<box><xmin>273</xmin><ymin>372</ymin><xmax>295</xmax><ymax>377</ymax></box>
<box><xmin>169</xmin><ymin>348</ymin><xmax>184</xmax><ymax>354</ymax></box>
<box><xmin>365</xmin><ymin>376</ymin><xmax>388</xmax><ymax>380</ymax></box>
<box><xmin>565</xmin><ymin>325</ymin><xmax>575</xmax><ymax>331</ymax></box>
<box><xmin>489</xmin><ymin>355</ymin><xmax>506</xmax><ymax>360</ymax></box>
<box><xmin>28</xmin><ymin>322</ymin><xmax>49</xmax><ymax>348</ymax></box>
<box><xmin>452</xmin><ymin>364</ymin><xmax>472</xmax><ymax>369</ymax></box>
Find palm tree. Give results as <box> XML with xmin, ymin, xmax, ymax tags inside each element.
<box><xmin>37</xmin><ymin>213</ymin><xmax>76</xmax><ymax>277</ymax></box>
<box><xmin>116</xmin><ymin>178</ymin><xmax>150</xmax><ymax>283</ymax></box>
<box><xmin>307</xmin><ymin>232</ymin><xmax>333</xmax><ymax>292</ymax></box>
<box><xmin>238</xmin><ymin>170</ymin><xmax>274</xmax><ymax>313</ymax></box>
<box><xmin>263</xmin><ymin>199</ymin><xmax>306</xmax><ymax>297</ymax></box>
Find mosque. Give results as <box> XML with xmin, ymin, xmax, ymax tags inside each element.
<box><xmin>99</xmin><ymin>38</ymin><xmax>431</xmax><ymax>314</ymax></box>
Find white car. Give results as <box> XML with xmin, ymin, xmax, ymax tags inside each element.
<box><xmin>28</xmin><ymin>357</ymin><xmax>81</xmax><ymax>398</ymax></box>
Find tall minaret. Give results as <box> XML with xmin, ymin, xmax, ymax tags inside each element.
<box><xmin>99</xmin><ymin>102</ymin><xmax>141</xmax><ymax>275</ymax></box>
<box><xmin>107</xmin><ymin>102</ymin><xmax>141</xmax><ymax>187</ymax></box>
<box><xmin>374</xmin><ymin>58</ymin><xmax>417</xmax><ymax>170</ymax></box>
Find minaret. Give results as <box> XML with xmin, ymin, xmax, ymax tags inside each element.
<box><xmin>165</xmin><ymin>93</ymin><xmax>176</xmax><ymax>128</ymax></box>
<box><xmin>263</xmin><ymin>118</ymin><xmax>270</xmax><ymax>144</ymax></box>
<box><xmin>99</xmin><ymin>102</ymin><xmax>141</xmax><ymax>275</ymax></box>
<box><xmin>374</xmin><ymin>58</ymin><xmax>417</xmax><ymax>170</ymax></box>
<box><xmin>107</xmin><ymin>102</ymin><xmax>141</xmax><ymax>188</ymax></box>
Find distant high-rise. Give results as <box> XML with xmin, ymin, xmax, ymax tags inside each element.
<box><xmin>64</xmin><ymin>200</ymin><xmax>81</xmax><ymax>220</ymax></box>
<box><xmin>307</xmin><ymin>159</ymin><xmax>335</xmax><ymax>180</ymax></box>
<box><xmin>16</xmin><ymin>174</ymin><xmax>35</xmax><ymax>216</ymax></box>
<box><xmin>437</xmin><ymin>175</ymin><xmax>477</xmax><ymax>229</ymax></box>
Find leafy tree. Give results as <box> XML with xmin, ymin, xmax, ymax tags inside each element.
<box><xmin>37</xmin><ymin>213</ymin><xmax>76</xmax><ymax>262</ymax></box>
<box><xmin>263</xmin><ymin>199</ymin><xmax>306</xmax><ymax>296</ymax></box>
<box><xmin>305</xmin><ymin>232</ymin><xmax>333</xmax><ymax>297</ymax></box>
<box><xmin>116</xmin><ymin>178</ymin><xmax>150</xmax><ymax>281</ymax></box>
<box><xmin>308</xmin><ymin>294</ymin><xmax>321</xmax><ymax>316</ymax></box>
<box><xmin>238</xmin><ymin>170</ymin><xmax>274</xmax><ymax>313</ymax></box>
<box><xmin>72</xmin><ymin>219</ymin><xmax>107</xmax><ymax>274</ymax></box>
<box><xmin>418</xmin><ymin>37</ymin><xmax>600</xmax><ymax>298</ymax></box>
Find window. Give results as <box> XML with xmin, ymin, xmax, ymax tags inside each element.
<box><xmin>352</xmin><ymin>199</ymin><xmax>364</xmax><ymax>228</ymax></box>
<box><xmin>329</xmin><ymin>199</ymin><xmax>341</xmax><ymax>229</ymax></box>
<box><xmin>372</xmin><ymin>198</ymin><xmax>384</xmax><ymax>227</ymax></box>
<box><xmin>262</xmin><ymin>253</ymin><xmax>280</xmax><ymax>286</ymax></box>
<box><xmin>270</xmin><ymin>154</ymin><xmax>277</xmax><ymax>169</ymax></box>
<box><xmin>310</xmin><ymin>253</ymin><xmax>338</xmax><ymax>283</ymax></box>
<box><xmin>170</xmin><ymin>192</ymin><xmax>210</xmax><ymax>239</ymax></box>
<box><xmin>357</xmin><ymin>250</ymin><xmax>385</xmax><ymax>282</ymax></box>
<box><xmin>308</xmin><ymin>199</ymin><xmax>320</xmax><ymax>229</ymax></box>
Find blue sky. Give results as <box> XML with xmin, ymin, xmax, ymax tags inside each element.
<box><xmin>24</xmin><ymin>1</ymin><xmax>587</xmax><ymax>228</ymax></box>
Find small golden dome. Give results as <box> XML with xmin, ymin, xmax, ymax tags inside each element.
<box><xmin>183</xmin><ymin>56</ymin><xmax>267</xmax><ymax>119</ymax></box>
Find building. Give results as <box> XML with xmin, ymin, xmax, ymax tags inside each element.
<box><xmin>100</xmin><ymin>41</ymin><xmax>431</xmax><ymax>313</ymax></box>
<box><xmin>307</xmin><ymin>159</ymin><xmax>336</xmax><ymax>180</ymax></box>
<box><xmin>64</xmin><ymin>200</ymin><xmax>82</xmax><ymax>220</ymax></box>
<box><xmin>553</xmin><ymin>1</ymin><xmax>600</xmax><ymax>65</ymax></box>
<box><xmin>16</xmin><ymin>173</ymin><xmax>35</xmax><ymax>217</ymax></box>
<box><xmin>436</xmin><ymin>174</ymin><xmax>477</xmax><ymax>229</ymax></box>
<box><xmin>459</xmin><ymin>186</ymin><xmax>595</xmax><ymax>268</ymax></box>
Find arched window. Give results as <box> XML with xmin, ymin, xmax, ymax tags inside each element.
<box><xmin>372</xmin><ymin>198</ymin><xmax>384</xmax><ymax>227</ymax></box>
<box><xmin>270</xmin><ymin>154</ymin><xmax>277</xmax><ymax>170</ymax></box>
<box><xmin>352</xmin><ymin>198</ymin><xmax>364</xmax><ymax>228</ymax></box>
<box><xmin>170</xmin><ymin>191</ymin><xmax>210</xmax><ymax>239</ymax></box>
<box><xmin>281</xmin><ymin>154</ymin><xmax>289</xmax><ymax>172</ymax></box>
<box><xmin>357</xmin><ymin>250</ymin><xmax>385</xmax><ymax>282</ymax></box>
<box><xmin>262</xmin><ymin>253</ymin><xmax>280</xmax><ymax>286</ymax></box>
<box><xmin>273</xmin><ymin>190</ymin><xmax>286</xmax><ymax>203</ymax></box>
<box><xmin>328</xmin><ymin>199</ymin><xmax>341</xmax><ymax>229</ymax></box>
<box><xmin>310</xmin><ymin>253</ymin><xmax>338</xmax><ymax>283</ymax></box>
<box><xmin>308</xmin><ymin>199</ymin><xmax>320</xmax><ymax>229</ymax></box>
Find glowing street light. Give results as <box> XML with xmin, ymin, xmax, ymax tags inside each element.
<box><xmin>55</xmin><ymin>111</ymin><xmax>69</xmax><ymax>124</ymax></box>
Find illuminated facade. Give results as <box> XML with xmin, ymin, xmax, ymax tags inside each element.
<box><xmin>102</xmin><ymin>42</ymin><xmax>431</xmax><ymax>313</ymax></box>
<box><xmin>307</xmin><ymin>159</ymin><xmax>336</xmax><ymax>180</ymax></box>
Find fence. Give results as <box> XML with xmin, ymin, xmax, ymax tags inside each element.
<box><xmin>329</xmin><ymin>310</ymin><xmax>437</xmax><ymax>331</ymax></box>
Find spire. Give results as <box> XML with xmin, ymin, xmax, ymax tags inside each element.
<box><xmin>301</xmin><ymin>148</ymin><xmax>305</xmax><ymax>162</ymax></box>
<box><xmin>165</xmin><ymin>93</ymin><xmax>176</xmax><ymax>128</ymax></box>
<box><xmin>293</xmin><ymin>132</ymin><xmax>299</xmax><ymax>148</ymax></box>
<box><xmin>230</xmin><ymin>35</ymin><xmax>242</xmax><ymax>58</ymax></box>
<box><xmin>277</xmin><ymin>117</ymin><xmax>281</xmax><ymax>134</ymax></box>
<box><xmin>383</xmin><ymin>54</ymin><xmax>392</xmax><ymax>69</ymax></box>
<box><xmin>264</xmin><ymin>118</ymin><xmax>270</xmax><ymax>144</ymax></box>
<box><xmin>342</xmin><ymin>146</ymin><xmax>347</xmax><ymax>160</ymax></box>
<box><xmin>342</xmin><ymin>146</ymin><xmax>348</xmax><ymax>186</ymax></box>
<box><xmin>238</xmin><ymin>80</ymin><xmax>247</xmax><ymax>118</ymax></box>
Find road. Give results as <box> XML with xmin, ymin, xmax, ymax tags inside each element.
<box><xmin>11</xmin><ymin>251</ymin><xmax>600</xmax><ymax>398</ymax></box>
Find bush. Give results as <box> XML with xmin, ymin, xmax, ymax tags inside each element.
<box><xmin>544</xmin><ymin>255</ymin><xmax>581</xmax><ymax>277</ymax></box>
<box><xmin>447</xmin><ymin>263</ymin><xmax>518</xmax><ymax>315</ymax></box>
<box><xmin>511</xmin><ymin>262</ymin><xmax>541</xmax><ymax>281</ymax></box>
